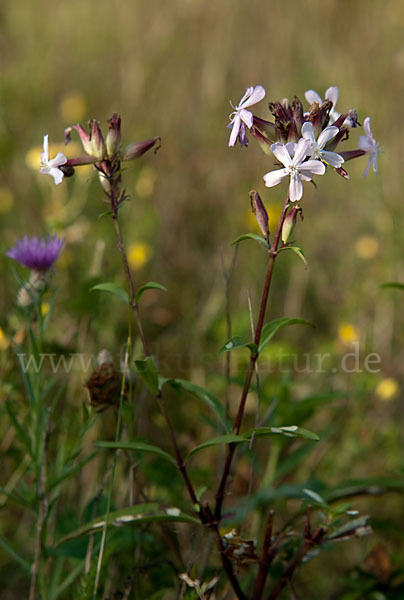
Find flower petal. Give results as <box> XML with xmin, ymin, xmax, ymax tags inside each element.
<box><xmin>363</xmin><ymin>157</ymin><xmax>372</xmax><ymax>178</ymax></box>
<box><xmin>289</xmin><ymin>173</ymin><xmax>303</xmax><ymax>202</ymax></box>
<box><xmin>299</xmin><ymin>159</ymin><xmax>326</xmax><ymax>177</ymax></box>
<box><xmin>239</xmin><ymin>108</ymin><xmax>253</xmax><ymax>129</ymax></box>
<box><xmin>325</xmin><ymin>86</ymin><xmax>339</xmax><ymax>106</ymax></box>
<box><xmin>49</xmin><ymin>152</ymin><xmax>67</xmax><ymax>168</ymax></box>
<box><xmin>42</xmin><ymin>134</ymin><xmax>50</xmax><ymax>162</ymax></box>
<box><xmin>228</xmin><ymin>115</ymin><xmax>241</xmax><ymax>147</ymax></box>
<box><xmin>317</xmin><ymin>126</ymin><xmax>339</xmax><ymax>148</ymax></box>
<box><xmin>363</xmin><ymin>116</ymin><xmax>372</xmax><ymax>138</ymax></box>
<box><xmin>293</xmin><ymin>138</ymin><xmax>311</xmax><ymax>165</ymax></box>
<box><xmin>238</xmin><ymin>86</ymin><xmax>254</xmax><ymax>107</ymax></box>
<box><xmin>301</xmin><ymin>122</ymin><xmax>316</xmax><ymax>144</ymax></box>
<box><xmin>305</xmin><ymin>90</ymin><xmax>322</xmax><ymax>105</ymax></box>
<box><xmin>51</xmin><ymin>167</ymin><xmax>65</xmax><ymax>185</ymax></box>
<box><xmin>285</xmin><ymin>142</ymin><xmax>297</xmax><ymax>156</ymax></box>
<box><xmin>320</xmin><ymin>150</ymin><xmax>344</xmax><ymax>168</ymax></box>
<box><xmin>241</xmin><ymin>85</ymin><xmax>266</xmax><ymax>109</ymax></box>
<box><xmin>263</xmin><ymin>168</ymin><xmax>288</xmax><ymax>187</ymax></box>
<box><xmin>357</xmin><ymin>135</ymin><xmax>373</xmax><ymax>152</ymax></box>
<box><xmin>270</xmin><ymin>142</ymin><xmax>292</xmax><ymax>167</ymax></box>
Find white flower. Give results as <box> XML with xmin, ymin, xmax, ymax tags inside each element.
<box><xmin>228</xmin><ymin>85</ymin><xmax>266</xmax><ymax>147</ymax></box>
<box><xmin>263</xmin><ymin>138</ymin><xmax>326</xmax><ymax>202</ymax></box>
<box><xmin>40</xmin><ymin>135</ymin><xmax>67</xmax><ymax>185</ymax></box>
<box><xmin>301</xmin><ymin>122</ymin><xmax>344</xmax><ymax>168</ymax></box>
<box><xmin>358</xmin><ymin>117</ymin><xmax>379</xmax><ymax>177</ymax></box>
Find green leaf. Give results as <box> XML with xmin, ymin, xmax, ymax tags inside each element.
<box><xmin>0</xmin><ymin>531</ymin><xmax>31</xmax><ymax>573</ymax></box>
<box><xmin>278</xmin><ymin>246</ymin><xmax>308</xmax><ymax>268</ymax></box>
<box><xmin>302</xmin><ymin>488</ymin><xmax>328</xmax><ymax>507</ymax></box>
<box><xmin>219</xmin><ymin>336</ymin><xmax>257</xmax><ymax>355</ymax></box>
<box><xmin>135</xmin><ymin>357</ymin><xmax>160</xmax><ymax>394</ymax></box>
<box><xmin>47</xmin><ymin>452</ymin><xmax>97</xmax><ymax>492</ymax></box>
<box><xmin>54</xmin><ymin>503</ymin><xmax>200</xmax><ymax>546</ymax></box>
<box><xmin>381</xmin><ymin>282</ymin><xmax>404</xmax><ymax>291</ymax></box>
<box><xmin>5</xmin><ymin>399</ymin><xmax>33</xmax><ymax>456</ymax></box>
<box><xmin>90</xmin><ymin>282</ymin><xmax>129</xmax><ymax>304</ymax></box>
<box><xmin>232</xmin><ymin>233</ymin><xmax>268</xmax><ymax>247</ymax></box>
<box><xmin>259</xmin><ymin>317</ymin><xmax>314</xmax><ymax>353</ymax></box>
<box><xmin>94</xmin><ymin>440</ymin><xmax>176</xmax><ymax>466</ymax></box>
<box><xmin>245</xmin><ymin>425</ymin><xmax>320</xmax><ymax>441</ymax></box>
<box><xmin>188</xmin><ymin>434</ymin><xmax>249</xmax><ymax>458</ymax></box>
<box><xmin>135</xmin><ymin>281</ymin><xmax>167</xmax><ymax>303</ymax></box>
<box><xmin>167</xmin><ymin>379</ymin><xmax>231</xmax><ymax>432</ymax></box>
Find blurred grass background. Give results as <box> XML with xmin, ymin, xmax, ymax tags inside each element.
<box><xmin>1</xmin><ymin>0</ymin><xmax>404</xmax><ymax>597</ymax></box>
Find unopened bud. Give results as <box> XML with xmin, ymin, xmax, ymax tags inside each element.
<box><xmin>17</xmin><ymin>270</ymin><xmax>47</xmax><ymax>308</ymax></box>
<box><xmin>282</xmin><ymin>206</ymin><xmax>302</xmax><ymax>244</ymax></box>
<box><xmin>249</xmin><ymin>190</ymin><xmax>270</xmax><ymax>243</ymax></box>
<box><xmin>336</xmin><ymin>166</ymin><xmax>350</xmax><ymax>179</ymax></box>
<box><xmin>122</xmin><ymin>137</ymin><xmax>161</xmax><ymax>161</ymax></box>
<box><xmin>89</xmin><ymin>120</ymin><xmax>106</xmax><ymax>160</ymax></box>
<box><xmin>106</xmin><ymin>113</ymin><xmax>122</xmax><ymax>156</ymax></box>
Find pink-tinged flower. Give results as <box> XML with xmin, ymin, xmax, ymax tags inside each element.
<box><xmin>228</xmin><ymin>85</ymin><xmax>266</xmax><ymax>147</ymax></box>
<box><xmin>305</xmin><ymin>86</ymin><xmax>355</xmax><ymax>127</ymax></box>
<box><xmin>40</xmin><ymin>135</ymin><xmax>67</xmax><ymax>185</ymax></box>
<box><xmin>263</xmin><ymin>138</ymin><xmax>326</xmax><ymax>202</ymax></box>
<box><xmin>6</xmin><ymin>235</ymin><xmax>64</xmax><ymax>271</ymax></box>
<box><xmin>358</xmin><ymin>117</ymin><xmax>379</xmax><ymax>176</ymax></box>
<box><xmin>301</xmin><ymin>122</ymin><xmax>344</xmax><ymax>168</ymax></box>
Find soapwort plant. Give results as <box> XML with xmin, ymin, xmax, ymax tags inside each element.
<box><xmin>5</xmin><ymin>84</ymin><xmax>380</xmax><ymax>599</ymax></box>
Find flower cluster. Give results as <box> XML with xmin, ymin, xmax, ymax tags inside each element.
<box><xmin>228</xmin><ymin>85</ymin><xmax>379</xmax><ymax>202</ymax></box>
<box><xmin>39</xmin><ymin>114</ymin><xmax>160</xmax><ymax>207</ymax></box>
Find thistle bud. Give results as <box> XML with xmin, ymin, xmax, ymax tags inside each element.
<box><xmin>282</xmin><ymin>206</ymin><xmax>302</xmax><ymax>244</ymax></box>
<box><xmin>106</xmin><ymin>113</ymin><xmax>122</xmax><ymax>157</ymax></box>
<box><xmin>249</xmin><ymin>190</ymin><xmax>270</xmax><ymax>244</ymax></box>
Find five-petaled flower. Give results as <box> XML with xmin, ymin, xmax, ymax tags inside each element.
<box><xmin>358</xmin><ymin>117</ymin><xmax>379</xmax><ymax>177</ymax></box>
<box><xmin>301</xmin><ymin>122</ymin><xmax>344</xmax><ymax>168</ymax></box>
<box><xmin>6</xmin><ymin>235</ymin><xmax>65</xmax><ymax>271</ymax></box>
<box><xmin>263</xmin><ymin>138</ymin><xmax>326</xmax><ymax>202</ymax></box>
<box><xmin>228</xmin><ymin>85</ymin><xmax>265</xmax><ymax>147</ymax></box>
<box><xmin>40</xmin><ymin>135</ymin><xmax>67</xmax><ymax>185</ymax></box>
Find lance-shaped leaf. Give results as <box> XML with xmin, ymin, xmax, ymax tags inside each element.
<box><xmin>167</xmin><ymin>379</ymin><xmax>231</xmax><ymax>432</ymax></box>
<box><xmin>219</xmin><ymin>336</ymin><xmax>258</xmax><ymax>356</ymax></box>
<box><xmin>135</xmin><ymin>357</ymin><xmax>160</xmax><ymax>394</ymax></box>
<box><xmin>245</xmin><ymin>425</ymin><xmax>320</xmax><ymax>442</ymax></box>
<box><xmin>94</xmin><ymin>440</ymin><xmax>176</xmax><ymax>466</ymax></box>
<box><xmin>381</xmin><ymin>282</ymin><xmax>404</xmax><ymax>291</ymax></box>
<box><xmin>187</xmin><ymin>434</ymin><xmax>249</xmax><ymax>458</ymax></box>
<box><xmin>259</xmin><ymin>317</ymin><xmax>313</xmax><ymax>353</ymax></box>
<box><xmin>54</xmin><ymin>503</ymin><xmax>199</xmax><ymax>547</ymax></box>
<box><xmin>135</xmin><ymin>281</ymin><xmax>167</xmax><ymax>304</ymax></box>
<box><xmin>91</xmin><ymin>282</ymin><xmax>129</xmax><ymax>304</ymax></box>
<box><xmin>232</xmin><ymin>233</ymin><xmax>269</xmax><ymax>248</ymax></box>
<box><xmin>278</xmin><ymin>246</ymin><xmax>308</xmax><ymax>269</ymax></box>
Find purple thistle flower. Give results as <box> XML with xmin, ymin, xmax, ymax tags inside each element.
<box><xmin>6</xmin><ymin>235</ymin><xmax>65</xmax><ymax>271</ymax></box>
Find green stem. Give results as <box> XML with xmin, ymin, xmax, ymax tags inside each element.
<box><xmin>214</xmin><ymin>193</ymin><xmax>290</xmax><ymax>521</ymax></box>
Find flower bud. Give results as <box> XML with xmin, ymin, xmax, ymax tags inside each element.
<box><xmin>122</xmin><ymin>137</ymin><xmax>161</xmax><ymax>161</ymax></box>
<box><xmin>64</xmin><ymin>123</ymin><xmax>93</xmax><ymax>155</ymax></box>
<box><xmin>282</xmin><ymin>206</ymin><xmax>302</xmax><ymax>244</ymax></box>
<box><xmin>89</xmin><ymin>120</ymin><xmax>106</xmax><ymax>160</ymax></box>
<box><xmin>106</xmin><ymin>113</ymin><xmax>122</xmax><ymax>157</ymax></box>
<box><xmin>249</xmin><ymin>190</ymin><xmax>270</xmax><ymax>243</ymax></box>
<box><xmin>16</xmin><ymin>270</ymin><xmax>48</xmax><ymax>308</ymax></box>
